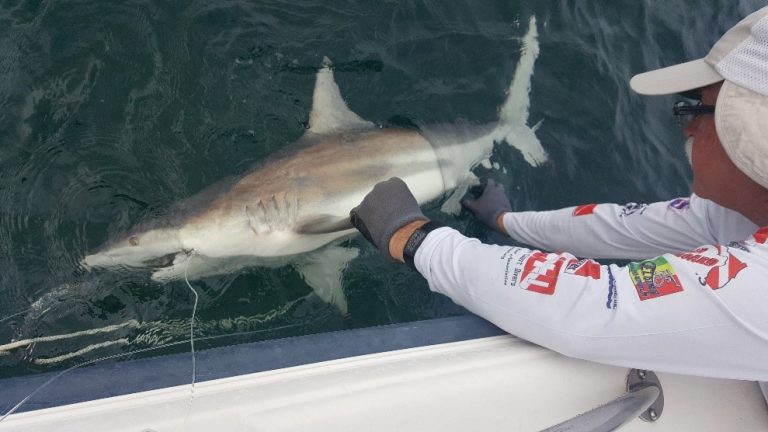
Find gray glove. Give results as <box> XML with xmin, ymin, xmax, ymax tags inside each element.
<box><xmin>461</xmin><ymin>179</ymin><xmax>511</xmax><ymax>233</ymax></box>
<box><xmin>350</xmin><ymin>177</ymin><xmax>426</xmax><ymax>259</ymax></box>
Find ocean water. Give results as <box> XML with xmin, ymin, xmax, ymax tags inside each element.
<box><xmin>0</xmin><ymin>0</ymin><xmax>763</xmax><ymax>390</ymax></box>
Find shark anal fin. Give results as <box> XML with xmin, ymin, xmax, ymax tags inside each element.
<box><xmin>295</xmin><ymin>245</ymin><xmax>359</xmax><ymax>315</ymax></box>
<box><xmin>307</xmin><ymin>57</ymin><xmax>375</xmax><ymax>135</ymax></box>
<box><xmin>296</xmin><ymin>214</ymin><xmax>354</xmax><ymax>235</ymax></box>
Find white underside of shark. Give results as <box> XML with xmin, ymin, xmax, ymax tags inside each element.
<box><xmin>82</xmin><ymin>17</ymin><xmax>545</xmax><ymax>314</ymax></box>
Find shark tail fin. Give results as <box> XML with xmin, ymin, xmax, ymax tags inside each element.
<box><xmin>494</xmin><ymin>15</ymin><xmax>548</xmax><ymax>167</ymax></box>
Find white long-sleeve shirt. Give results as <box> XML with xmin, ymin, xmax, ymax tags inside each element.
<box><xmin>415</xmin><ymin>195</ymin><xmax>768</xmax><ymax>380</ymax></box>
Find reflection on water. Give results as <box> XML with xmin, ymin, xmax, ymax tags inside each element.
<box><xmin>0</xmin><ymin>275</ymin><xmax>339</xmax><ymax>370</ymax></box>
<box><xmin>0</xmin><ymin>0</ymin><xmax>764</xmax><ymax>384</ymax></box>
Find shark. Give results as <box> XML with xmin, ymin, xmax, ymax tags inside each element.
<box><xmin>82</xmin><ymin>17</ymin><xmax>546</xmax><ymax>314</ymax></box>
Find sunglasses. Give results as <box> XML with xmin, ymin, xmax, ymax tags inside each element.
<box><xmin>673</xmin><ymin>100</ymin><xmax>715</xmax><ymax>127</ymax></box>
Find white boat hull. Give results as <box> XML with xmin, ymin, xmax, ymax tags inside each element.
<box><xmin>3</xmin><ymin>332</ymin><xmax>767</xmax><ymax>431</ymax></box>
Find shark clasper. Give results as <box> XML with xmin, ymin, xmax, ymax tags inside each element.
<box><xmin>83</xmin><ymin>17</ymin><xmax>547</xmax><ymax>314</ymax></box>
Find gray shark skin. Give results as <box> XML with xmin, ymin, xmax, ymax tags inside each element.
<box><xmin>82</xmin><ymin>17</ymin><xmax>546</xmax><ymax>314</ymax></box>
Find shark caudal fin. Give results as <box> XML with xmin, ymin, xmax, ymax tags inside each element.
<box><xmin>437</xmin><ymin>17</ymin><xmax>546</xmax><ymax>215</ymax></box>
<box><xmin>494</xmin><ymin>15</ymin><xmax>547</xmax><ymax>167</ymax></box>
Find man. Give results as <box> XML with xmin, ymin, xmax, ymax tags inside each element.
<box><xmin>350</xmin><ymin>7</ymin><xmax>768</xmax><ymax>381</ymax></box>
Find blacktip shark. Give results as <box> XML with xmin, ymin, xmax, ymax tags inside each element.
<box><xmin>82</xmin><ymin>17</ymin><xmax>546</xmax><ymax>314</ymax></box>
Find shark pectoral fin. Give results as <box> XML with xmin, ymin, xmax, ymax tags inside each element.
<box><xmin>306</xmin><ymin>57</ymin><xmax>375</xmax><ymax>136</ymax></box>
<box><xmin>294</xmin><ymin>246</ymin><xmax>359</xmax><ymax>315</ymax></box>
<box><xmin>296</xmin><ymin>214</ymin><xmax>354</xmax><ymax>235</ymax></box>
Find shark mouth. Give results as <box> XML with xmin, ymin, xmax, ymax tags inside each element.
<box><xmin>142</xmin><ymin>252</ymin><xmax>182</xmax><ymax>269</ymax></box>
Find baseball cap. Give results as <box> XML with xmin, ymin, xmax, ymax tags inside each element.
<box><xmin>630</xmin><ymin>7</ymin><xmax>768</xmax><ymax>189</ymax></box>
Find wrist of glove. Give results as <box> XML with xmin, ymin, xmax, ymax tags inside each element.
<box><xmin>350</xmin><ymin>177</ymin><xmax>427</xmax><ymax>260</ymax></box>
<box><xmin>461</xmin><ymin>179</ymin><xmax>511</xmax><ymax>234</ymax></box>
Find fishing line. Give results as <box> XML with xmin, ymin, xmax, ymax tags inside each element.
<box><xmin>0</xmin><ymin>316</ymin><xmax>325</xmax><ymax>423</ymax></box>
<box><xmin>0</xmin><ymin>275</ymin><xmax>329</xmax><ymax>424</ymax></box>
<box><xmin>182</xmin><ymin>249</ymin><xmax>199</xmax><ymax>428</ymax></box>
<box><xmin>0</xmin><ymin>338</ymin><xmax>195</xmax><ymax>423</ymax></box>
<box><xmin>0</xmin><ymin>251</ymin><xmax>200</xmax><ymax>424</ymax></box>
<box><xmin>0</xmin><ymin>308</ymin><xmax>34</xmax><ymax>324</ymax></box>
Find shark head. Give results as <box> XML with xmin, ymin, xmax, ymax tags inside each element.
<box><xmin>82</xmin><ymin>227</ymin><xmax>186</xmax><ymax>271</ymax></box>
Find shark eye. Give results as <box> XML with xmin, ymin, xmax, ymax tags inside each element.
<box><xmin>129</xmin><ymin>236</ymin><xmax>140</xmax><ymax>246</ymax></box>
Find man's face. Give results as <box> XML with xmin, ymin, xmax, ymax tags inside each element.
<box><xmin>683</xmin><ymin>82</ymin><xmax>748</xmax><ymax>206</ymax></box>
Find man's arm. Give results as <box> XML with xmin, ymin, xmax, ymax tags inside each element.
<box><xmin>411</xmin><ymin>226</ymin><xmax>768</xmax><ymax>381</ymax></box>
<box><xmin>501</xmin><ymin>195</ymin><xmax>757</xmax><ymax>259</ymax></box>
<box><xmin>463</xmin><ymin>181</ymin><xmax>757</xmax><ymax>259</ymax></box>
<box><xmin>354</xmin><ymin>178</ymin><xmax>768</xmax><ymax>381</ymax></box>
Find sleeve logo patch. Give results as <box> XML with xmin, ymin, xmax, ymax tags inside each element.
<box><xmin>519</xmin><ymin>252</ymin><xmax>568</xmax><ymax>295</ymax></box>
<box><xmin>628</xmin><ymin>257</ymin><xmax>683</xmax><ymax>300</ymax></box>
<box><xmin>676</xmin><ymin>245</ymin><xmax>748</xmax><ymax>290</ymax></box>
<box><xmin>668</xmin><ymin>198</ymin><xmax>690</xmax><ymax>210</ymax></box>
<box><xmin>620</xmin><ymin>203</ymin><xmax>648</xmax><ymax>217</ymax></box>
<box><xmin>572</xmin><ymin>203</ymin><xmax>597</xmax><ymax>217</ymax></box>
<box><xmin>752</xmin><ymin>227</ymin><xmax>768</xmax><ymax>244</ymax></box>
<box><xmin>564</xmin><ymin>259</ymin><xmax>601</xmax><ymax>279</ymax></box>
<box><xmin>606</xmin><ymin>267</ymin><xmax>618</xmax><ymax>310</ymax></box>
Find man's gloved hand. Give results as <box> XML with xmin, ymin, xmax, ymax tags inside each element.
<box><xmin>461</xmin><ymin>179</ymin><xmax>511</xmax><ymax>234</ymax></box>
<box><xmin>350</xmin><ymin>177</ymin><xmax>427</xmax><ymax>260</ymax></box>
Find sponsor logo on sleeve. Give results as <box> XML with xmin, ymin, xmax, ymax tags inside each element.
<box><xmin>620</xmin><ymin>203</ymin><xmax>648</xmax><ymax>217</ymax></box>
<box><xmin>752</xmin><ymin>227</ymin><xmax>768</xmax><ymax>245</ymax></box>
<box><xmin>519</xmin><ymin>252</ymin><xmax>567</xmax><ymax>295</ymax></box>
<box><xmin>702</xmin><ymin>252</ymin><xmax>746</xmax><ymax>290</ymax></box>
<box><xmin>564</xmin><ymin>259</ymin><xmax>601</xmax><ymax>279</ymax></box>
<box><xmin>668</xmin><ymin>198</ymin><xmax>690</xmax><ymax>210</ymax></box>
<box><xmin>572</xmin><ymin>203</ymin><xmax>597</xmax><ymax>217</ymax></box>
<box><xmin>727</xmin><ymin>241</ymin><xmax>750</xmax><ymax>253</ymax></box>
<box><xmin>606</xmin><ymin>267</ymin><xmax>618</xmax><ymax>309</ymax></box>
<box><xmin>503</xmin><ymin>250</ymin><xmax>529</xmax><ymax>288</ymax></box>
<box><xmin>628</xmin><ymin>257</ymin><xmax>684</xmax><ymax>300</ymax></box>
<box><xmin>675</xmin><ymin>245</ymin><xmax>747</xmax><ymax>291</ymax></box>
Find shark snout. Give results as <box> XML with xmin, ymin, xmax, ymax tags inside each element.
<box><xmin>82</xmin><ymin>227</ymin><xmax>186</xmax><ymax>271</ymax></box>
<box><xmin>81</xmin><ymin>254</ymin><xmax>108</xmax><ymax>270</ymax></box>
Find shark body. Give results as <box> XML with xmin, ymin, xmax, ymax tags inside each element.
<box><xmin>83</xmin><ymin>18</ymin><xmax>546</xmax><ymax>313</ymax></box>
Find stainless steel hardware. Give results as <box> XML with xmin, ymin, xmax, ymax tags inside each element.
<box><xmin>540</xmin><ymin>369</ymin><xmax>663</xmax><ymax>432</ymax></box>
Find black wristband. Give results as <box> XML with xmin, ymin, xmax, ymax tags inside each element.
<box><xmin>402</xmin><ymin>221</ymin><xmax>446</xmax><ymax>271</ymax></box>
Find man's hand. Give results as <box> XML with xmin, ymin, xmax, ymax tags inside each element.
<box><xmin>350</xmin><ymin>178</ymin><xmax>428</xmax><ymax>261</ymax></box>
<box><xmin>461</xmin><ymin>179</ymin><xmax>511</xmax><ymax>234</ymax></box>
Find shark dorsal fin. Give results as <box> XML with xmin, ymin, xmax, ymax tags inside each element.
<box><xmin>307</xmin><ymin>57</ymin><xmax>375</xmax><ymax>135</ymax></box>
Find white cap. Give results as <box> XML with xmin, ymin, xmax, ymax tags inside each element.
<box><xmin>630</xmin><ymin>7</ymin><xmax>768</xmax><ymax>189</ymax></box>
